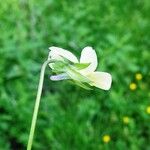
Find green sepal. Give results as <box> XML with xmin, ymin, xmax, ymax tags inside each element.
<box><xmin>66</xmin><ymin>67</ymin><xmax>91</xmax><ymax>83</ymax></box>
<box><xmin>51</xmin><ymin>61</ymin><xmax>67</xmax><ymax>73</ymax></box>
<box><xmin>49</xmin><ymin>59</ymin><xmax>93</xmax><ymax>90</ymax></box>
<box><xmin>71</xmin><ymin>81</ymin><xmax>93</xmax><ymax>90</ymax></box>
<box><xmin>73</xmin><ymin>63</ymin><xmax>90</xmax><ymax>70</ymax></box>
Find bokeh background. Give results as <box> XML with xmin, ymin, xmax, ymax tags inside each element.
<box><xmin>0</xmin><ymin>0</ymin><xmax>150</xmax><ymax>149</ymax></box>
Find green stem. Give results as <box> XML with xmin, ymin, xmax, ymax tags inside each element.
<box><xmin>27</xmin><ymin>59</ymin><xmax>53</xmax><ymax>150</ymax></box>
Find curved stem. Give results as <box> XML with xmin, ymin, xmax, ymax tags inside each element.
<box><xmin>27</xmin><ymin>59</ymin><xmax>53</xmax><ymax>150</ymax></box>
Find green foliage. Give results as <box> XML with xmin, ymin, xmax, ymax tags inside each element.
<box><xmin>0</xmin><ymin>0</ymin><xmax>150</xmax><ymax>149</ymax></box>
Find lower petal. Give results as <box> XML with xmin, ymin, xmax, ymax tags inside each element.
<box><xmin>87</xmin><ymin>72</ymin><xmax>112</xmax><ymax>90</ymax></box>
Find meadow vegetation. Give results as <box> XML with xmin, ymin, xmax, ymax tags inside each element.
<box><xmin>0</xmin><ymin>0</ymin><xmax>150</xmax><ymax>149</ymax></box>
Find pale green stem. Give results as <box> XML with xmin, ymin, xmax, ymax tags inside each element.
<box><xmin>27</xmin><ymin>59</ymin><xmax>54</xmax><ymax>150</ymax></box>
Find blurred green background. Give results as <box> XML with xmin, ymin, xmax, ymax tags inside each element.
<box><xmin>0</xmin><ymin>0</ymin><xmax>150</xmax><ymax>149</ymax></box>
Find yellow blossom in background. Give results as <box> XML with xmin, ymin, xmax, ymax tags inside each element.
<box><xmin>129</xmin><ymin>83</ymin><xmax>137</xmax><ymax>90</ymax></box>
<box><xmin>146</xmin><ymin>106</ymin><xmax>150</xmax><ymax>114</ymax></box>
<box><xmin>123</xmin><ymin>116</ymin><xmax>130</xmax><ymax>124</ymax></box>
<box><xmin>135</xmin><ymin>73</ymin><xmax>142</xmax><ymax>81</ymax></box>
<box><xmin>102</xmin><ymin>135</ymin><xmax>111</xmax><ymax>143</ymax></box>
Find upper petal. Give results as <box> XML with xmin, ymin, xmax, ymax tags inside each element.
<box><xmin>48</xmin><ymin>46</ymin><xmax>78</xmax><ymax>63</ymax></box>
<box><xmin>80</xmin><ymin>46</ymin><xmax>98</xmax><ymax>74</ymax></box>
<box><xmin>87</xmin><ymin>71</ymin><xmax>112</xmax><ymax>90</ymax></box>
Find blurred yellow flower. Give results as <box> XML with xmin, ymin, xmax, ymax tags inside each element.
<box><xmin>123</xmin><ymin>116</ymin><xmax>130</xmax><ymax>124</ymax></box>
<box><xmin>146</xmin><ymin>106</ymin><xmax>150</xmax><ymax>114</ymax></box>
<box><xmin>102</xmin><ymin>135</ymin><xmax>111</xmax><ymax>143</ymax></box>
<box><xmin>135</xmin><ymin>73</ymin><xmax>142</xmax><ymax>81</ymax></box>
<box><xmin>129</xmin><ymin>83</ymin><xmax>137</xmax><ymax>90</ymax></box>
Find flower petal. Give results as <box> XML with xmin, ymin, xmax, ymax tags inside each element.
<box><xmin>87</xmin><ymin>72</ymin><xmax>112</xmax><ymax>90</ymax></box>
<box><xmin>80</xmin><ymin>46</ymin><xmax>98</xmax><ymax>74</ymax></box>
<box><xmin>48</xmin><ymin>46</ymin><xmax>78</xmax><ymax>63</ymax></box>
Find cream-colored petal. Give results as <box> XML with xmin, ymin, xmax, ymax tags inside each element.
<box><xmin>80</xmin><ymin>46</ymin><xmax>98</xmax><ymax>74</ymax></box>
<box><xmin>48</xmin><ymin>46</ymin><xmax>78</xmax><ymax>63</ymax></box>
<box><xmin>87</xmin><ymin>72</ymin><xmax>112</xmax><ymax>90</ymax></box>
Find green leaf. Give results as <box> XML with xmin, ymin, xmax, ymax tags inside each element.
<box><xmin>6</xmin><ymin>65</ymin><xmax>23</xmax><ymax>80</ymax></box>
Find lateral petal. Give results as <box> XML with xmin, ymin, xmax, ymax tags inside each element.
<box><xmin>50</xmin><ymin>73</ymin><xmax>69</xmax><ymax>81</ymax></box>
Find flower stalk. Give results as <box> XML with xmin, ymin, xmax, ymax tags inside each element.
<box><xmin>27</xmin><ymin>46</ymin><xmax>112</xmax><ymax>150</ymax></box>
<box><xmin>27</xmin><ymin>59</ymin><xmax>53</xmax><ymax>150</ymax></box>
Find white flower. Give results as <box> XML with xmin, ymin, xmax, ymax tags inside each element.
<box><xmin>48</xmin><ymin>46</ymin><xmax>112</xmax><ymax>90</ymax></box>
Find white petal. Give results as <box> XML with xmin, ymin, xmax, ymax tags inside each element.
<box><xmin>48</xmin><ymin>46</ymin><xmax>78</xmax><ymax>63</ymax></box>
<box><xmin>80</xmin><ymin>46</ymin><xmax>98</xmax><ymax>74</ymax></box>
<box><xmin>87</xmin><ymin>72</ymin><xmax>112</xmax><ymax>90</ymax></box>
